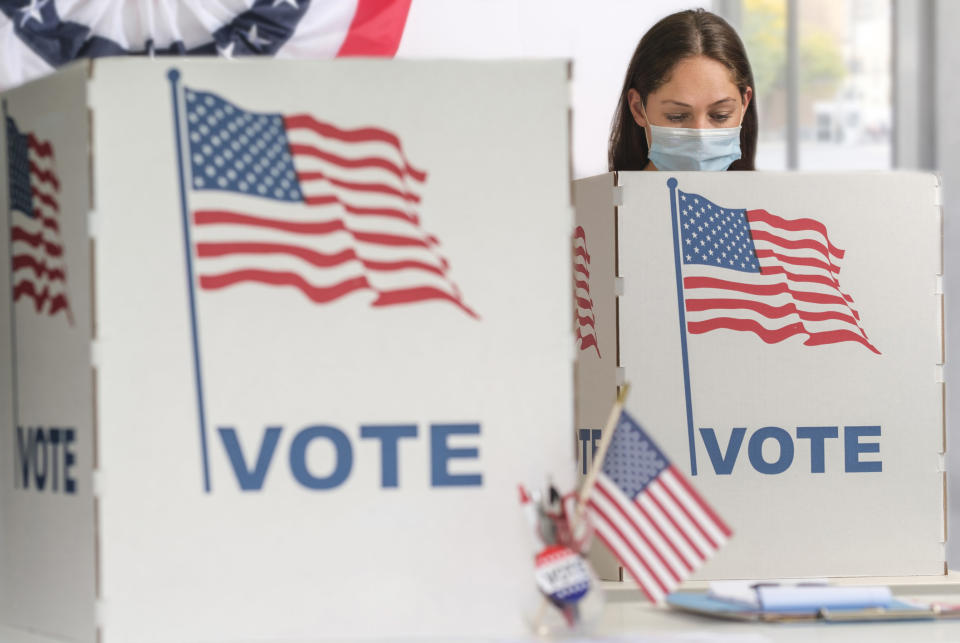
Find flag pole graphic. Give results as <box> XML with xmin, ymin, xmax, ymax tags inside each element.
<box><xmin>168</xmin><ymin>69</ymin><xmax>212</xmax><ymax>493</ymax></box>
<box><xmin>667</xmin><ymin>177</ymin><xmax>697</xmax><ymax>475</ymax></box>
<box><xmin>3</xmin><ymin>99</ymin><xmax>21</xmax><ymax>488</ymax></box>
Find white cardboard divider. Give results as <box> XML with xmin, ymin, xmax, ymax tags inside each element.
<box><xmin>575</xmin><ymin>171</ymin><xmax>945</xmax><ymax>580</ymax></box>
<box><xmin>1</xmin><ymin>59</ymin><xmax>574</xmax><ymax>642</ymax></box>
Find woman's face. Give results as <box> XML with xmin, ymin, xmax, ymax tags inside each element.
<box><xmin>628</xmin><ymin>55</ymin><xmax>752</xmax><ymax>136</ymax></box>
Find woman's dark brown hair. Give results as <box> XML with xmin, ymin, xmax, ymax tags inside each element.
<box><xmin>609</xmin><ymin>8</ymin><xmax>757</xmax><ymax>171</ymax></box>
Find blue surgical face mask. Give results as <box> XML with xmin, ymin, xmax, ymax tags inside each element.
<box><xmin>642</xmin><ymin>104</ymin><xmax>744</xmax><ymax>171</ymax></box>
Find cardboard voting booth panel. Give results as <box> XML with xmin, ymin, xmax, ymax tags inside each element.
<box><xmin>575</xmin><ymin>171</ymin><xmax>945</xmax><ymax>580</ymax></box>
<box><xmin>1</xmin><ymin>59</ymin><xmax>574</xmax><ymax>642</ymax></box>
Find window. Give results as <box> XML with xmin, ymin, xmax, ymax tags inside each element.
<box><xmin>733</xmin><ymin>0</ymin><xmax>892</xmax><ymax>169</ymax></box>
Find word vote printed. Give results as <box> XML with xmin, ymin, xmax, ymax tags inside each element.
<box><xmin>15</xmin><ymin>426</ymin><xmax>78</xmax><ymax>493</ymax></box>
<box><xmin>218</xmin><ymin>422</ymin><xmax>483</xmax><ymax>492</ymax></box>
<box><xmin>579</xmin><ymin>424</ymin><xmax>882</xmax><ymax>475</ymax></box>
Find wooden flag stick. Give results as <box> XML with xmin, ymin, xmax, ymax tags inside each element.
<box><xmin>576</xmin><ymin>382</ymin><xmax>630</xmax><ymax>515</ymax></box>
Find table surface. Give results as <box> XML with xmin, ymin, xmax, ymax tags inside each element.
<box><xmin>6</xmin><ymin>575</ymin><xmax>960</xmax><ymax>642</ymax></box>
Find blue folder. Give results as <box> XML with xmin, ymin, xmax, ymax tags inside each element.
<box><xmin>666</xmin><ymin>591</ymin><xmax>948</xmax><ymax>623</ymax></box>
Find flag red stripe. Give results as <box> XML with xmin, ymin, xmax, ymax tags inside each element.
<box><xmin>590</xmin><ymin>528</ymin><xmax>658</xmax><ymax>602</ymax></box>
<box><xmin>805</xmin><ymin>329</ymin><xmax>881</xmax><ymax>354</ymax></box>
<box><xmin>658</xmin><ymin>481</ymin><xmax>718</xmax><ymax>551</ymax></box>
<box><xmin>576</xmin><ymin>313</ymin><xmax>596</xmax><ymax>329</ymax></box>
<box><xmin>31</xmin><ymin>187</ymin><xmax>59</xmax><ymax>213</ymax></box>
<box><xmin>577</xmin><ymin>331</ymin><xmax>601</xmax><ymax>356</ymax></box>
<box><xmin>575</xmin><ymin>295</ymin><xmax>595</xmax><ymax>311</ymax></box>
<box><xmin>687</xmin><ymin>317</ymin><xmax>805</xmax><ymax>343</ymax></box>
<box><xmin>27</xmin><ymin>134</ymin><xmax>53</xmax><ymax>158</ymax></box>
<box><xmin>195</xmin><ymin>241</ymin><xmax>446</xmax><ymax>277</ymax></box>
<box><xmin>666</xmin><ymin>467</ymin><xmax>733</xmax><ymax>538</ymax></box>
<box><xmin>192</xmin><ymin>210</ymin><xmax>437</xmax><ymax>249</ymax></box>
<box><xmin>12</xmin><ymin>255</ymin><xmax>66</xmax><ymax>281</ymax></box>
<box><xmin>758</xmin><ymin>264</ymin><xmax>851</xmax><ymax>298</ymax></box>
<box><xmin>687</xmin><ymin>317</ymin><xmax>876</xmax><ymax>352</ymax></box>
<box><xmin>29</xmin><ymin>161</ymin><xmax>60</xmax><ymax>190</ymax></box>
<box><xmin>298</xmin><ymin>170</ymin><xmax>421</xmax><ymax>203</ymax></box>
<box><xmin>634</xmin><ymin>498</ymin><xmax>694</xmax><ymax>572</ymax></box>
<box><xmin>335</xmin><ymin>0</ymin><xmax>412</xmax><ymax>57</ymax></box>
<box><xmin>11</xmin><ymin>226</ymin><xmax>63</xmax><ymax>257</ymax></box>
<box><xmin>575</xmin><ymin>278</ymin><xmax>591</xmax><ymax>292</ymax></box>
<box><xmin>373</xmin><ymin>286</ymin><xmax>478</xmax><ymax>318</ymax></box>
<box><xmin>574</xmin><ymin>246</ymin><xmax>591</xmax><ymax>263</ymax></box>
<box><xmin>302</xmin><ymin>193</ymin><xmax>419</xmax><ymax>224</ymax></box>
<box><xmin>13</xmin><ymin>281</ymin><xmax>67</xmax><ymax>313</ymax></box>
<box><xmin>200</xmin><ymin>270</ymin><xmax>370</xmax><ymax>303</ymax></box>
<box><xmin>588</xmin><ymin>499</ymin><xmax>669</xmax><ymax>596</ymax></box>
<box><xmin>285</xmin><ymin>115</ymin><xmax>426</xmax><ymax>181</ymax></box>
<box><xmin>683</xmin><ymin>276</ymin><xmax>850</xmax><ymax>307</ymax></box>
<box><xmin>574</xmin><ymin>261</ymin><xmax>590</xmax><ymax>279</ymax></box>
<box><xmin>685</xmin><ymin>297</ymin><xmax>860</xmax><ymax>326</ymax></box>
<box><xmin>756</xmin><ymin>264</ymin><xmax>862</xmax><ymax>317</ymax></box>
<box><xmin>647</xmin><ymin>490</ymin><xmax>705</xmax><ymax>561</ymax></box>
<box><xmin>750</xmin><ymin>230</ymin><xmax>837</xmax><ymax>265</ymax></box>
<box><xmin>596</xmin><ymin>483</ymin><xmax>681</xmax><ymax>584</ymax></box>
<box><xmin>747</xmin><ymin>209</ymin><xmax>845</xmax><ymax>259</ymax></box>
<box><xmin>289</xmin><ymin>142</ymin><xmax>421</xmax><ymax>184</ymax></box>
<box><xmin>37</xmin><ymin>214</ymin><xmax>59</xmax><ymax>233</ymax></box>
<box><xmin>755</xmin><ymin>249</ymin><xmax>839</xmax><ymax>274</ymax></box>
<box><xmin>199</xmin><ymin>270</ymin><xmax>473</xmax><ymax>317</ymax></box>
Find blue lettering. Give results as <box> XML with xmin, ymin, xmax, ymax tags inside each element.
<box><xmin>33</xmin><ymin>428</ymin><xmax>48</xmax><ymax>491</ymax></box>
<box><xmin>578</xmin><ymin>429</ymin><xmax>591</xmax><ymax>474</ymax></box>
<box><xmin>796</xmin><ymin>426</ymin><xmax>838</xmax><ymax>473</ymax></box>
<box><xmin>360</xmin><ymin>424</ymin><xmax>417</xmax><ymax>488</ymax></box>
<box><xmin>844</xmin><ymin>425</ymin><xmax>882</xmax><ymax>472</ymax></box>
<box><xmin>699</xmin><ymin>427</ymin><xmax>746</xmax><ymax>475</ymax></box>
<box><xmin>430</xmin><ymin>424</ymin><xmax>482</xmax><ymax>487</ymax></box>
<box><xmin>14</xmin><ymin>427</ymin><xmax>78</xmax><ymax>493</ymax></box>
<box><xmin>63</xmin><ymin>429</ymin><xmax>76</xmax><ymax>494</ymax></box>
<box><xmin>218</xmin><ymin>426</ymin><xmax>282</xmax><ymax>491</ymax></box>
<box><xmin>16</xmin><ymin>427</ymin><xmax>29</xmax><ymax>489</ymax></box>
<box><xmin>748</xmin><ymin>426</ymin><xmax>794</xmax><ymax>474</ymax></box>
<box><xmin>289</xmin><ymin>426</ymin><xmax>353</xmax><ymax>490</ymax></box>
<box><xmin>577</xmin><ymin>429</ymin><xmax>602</xmax><ymax>474</ymax></box>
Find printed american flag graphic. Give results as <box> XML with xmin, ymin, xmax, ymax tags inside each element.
<box><xmin>182</xmin><ymin>87</ymin><xmax>475</xmax><ymax>317</ymax></box>
<box><xmin>6</xmin><ymin>115</ymin><xmax>72</xmax><ymax>322</ymax></box>
<box><xmin>677</xmin><ymin>188</ymin><xmax>878</xmax><ymax>353</ymax></box>
<box><xmin>573</xmin><ymin>226</ymin><xmax>599</xmax><ymax>356</ymax></box>
<box><xmin>586</xmin><ymin>409</ymin><xmax>730</xmax><ymax>603</ymax></box>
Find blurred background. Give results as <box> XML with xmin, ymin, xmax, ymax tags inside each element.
<box><xmin>2</xmin><ymin>0</ymin><xmax>958</xmax><ymax>563</ymax></box>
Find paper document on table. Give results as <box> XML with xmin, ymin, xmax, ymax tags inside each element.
<box><xmin>755</xmin><ymin>585</ymin><xmax>892</xmax><ymax>611</ymax></box>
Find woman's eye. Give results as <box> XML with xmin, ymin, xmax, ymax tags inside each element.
<box><xmin>711</xmin><ymin>113</ymin><xmax>732</xmax><ymax>122</ymax></box>
<box><xmin>665</xmin><ymin>114</ymin><xmax>687</xmax><ymax>122</ymax></box>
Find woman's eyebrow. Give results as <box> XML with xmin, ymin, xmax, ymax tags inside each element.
<box><xmin>659</xmin><ymin>98</ymin><xmax>737</xmax><ymax>108</ymax></box>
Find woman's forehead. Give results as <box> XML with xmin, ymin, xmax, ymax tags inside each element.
<box><xmin>653</xmin><ymin>56</ymin><xmax>740</xmax><ymax>104</ymax></box>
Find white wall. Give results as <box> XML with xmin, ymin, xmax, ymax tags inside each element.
<box><xmin>396</xmin><ymin>0</ymin><xmax>695</xmax><ymax>179</ymax></box>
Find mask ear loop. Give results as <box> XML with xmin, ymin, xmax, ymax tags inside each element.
<box><xmin>638</xmin><ymin>98</ymin><xmax>652</xmax><ymax>148</ymax></box>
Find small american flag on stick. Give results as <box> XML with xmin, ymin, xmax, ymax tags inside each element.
<box><xmin>182</xmin><ymin>87</ymin><xmax>475</xmax><ymax>317</ymax></box>
<box><xmin>582</xmin><ymin>390</ymin><xmax>730</xmax><ymax>603</ymax></box>
<box><xmin>6</xmin><ymin>115</ymin><xmax>72</xmax><ymax>323</ymax></box>
<box><xmin>677</xmin><ymin>187</ymin><xmax>878</xmax><ymax>353</ymax></box>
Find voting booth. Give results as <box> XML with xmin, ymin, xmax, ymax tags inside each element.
<box><xmin>0</xmin><ymin>59</ymin><xmax>575</xmax><ymax>643</ymax></box>
<box><xmin>575</xmin><ymin>171</ymin><xmax>945</xmax><ymax>580</ymax></box>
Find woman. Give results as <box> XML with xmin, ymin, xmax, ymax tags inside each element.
<box><xmin>609</xmin><ymin>9</ymin><xmax>757</xmax><ymax>172</ymax></box>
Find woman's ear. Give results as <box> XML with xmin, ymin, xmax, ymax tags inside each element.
<box><xmin>627</xmin><ymin>88</ymin><xmax>647</xmax><ymax>128</ymax></box>
<box><xmin>742</xmin><ymin>86</ymin><xmax>753</xmax><ymax>116</ymax></box>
